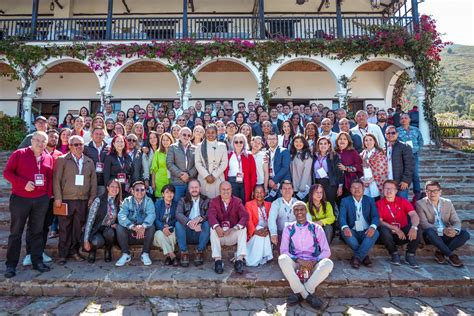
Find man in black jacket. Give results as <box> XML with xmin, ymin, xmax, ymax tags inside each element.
<box><xmin>83</xmin><ymin>127</ymin><xmax>109</xmax><ymax>196</ymax></box>
<box><xmin>385</xmin><ymin>125</ymin><xmax>414</xmax><ymax>200</ymax></box>
<box><xmin>175</xmin><ymin>179</ymin><xmax>210</xmax><ymax>267</ymax></box>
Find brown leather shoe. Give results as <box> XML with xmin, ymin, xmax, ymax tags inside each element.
<box><xmin>447</xmin><ymin>254</ymin><xmax>464</xmax><ymax>267</ymax></box>
<box><xmin>180</xmin><ymin>252</ymin><xmax>190</xmax><ymax>267</ymax></box>
<box><xmin>57</xmin><ymin>257</ymin><xmax>67</xmax><ymax>265</ymax></box>
<box><xmin>71</xmin><ymin>253</ymin><xmax>85</xmax><ymax>262</ymax></box>
<box><xmin>194</xmin><ymin>251</ymin><xmax>204</xmax><ymax>266</ymax></box>
<box><xmin>362</xmin><ymin>256</ymin><xmax>373</xmax><ymax>267</ymax></box>
<box><xmin>350</xmin><ymin>256</ymin><xmax>360</xmax><ymax>269</ymax></box>
<box><xmin>434</xmin><ymin>251</ymin><xmax>446</xmax><ymax>264</ymax></box>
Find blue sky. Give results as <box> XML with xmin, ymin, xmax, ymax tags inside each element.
<box><xmin>419</xmin><ymin>0</ymin><xmax>474</xmax><ymax>45</ymax></box>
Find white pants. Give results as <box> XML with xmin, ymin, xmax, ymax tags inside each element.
<box><xmin>210</xmin><ymin>227</ymin><xmax>247</xmax><ymax>260</ymax></box>
<box><xmin>153</xmin><ymin>231</ymin><xmax>176</xmax><ymax>255</ymax></box>
<box><xmin>278</xmin><ymin>254</ymin><xmax>333</xmax><ymax>299</ymax></box>
<box><xmin>246</xmin><ymin>235</ymin><xmax>273</xmax><ymax>267</ymax></box>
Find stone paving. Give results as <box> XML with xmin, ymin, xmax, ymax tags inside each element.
<box><xmin>0</xmin><ymin>295</ymin><xmax>473</xmax><ymax>315</ymax></box>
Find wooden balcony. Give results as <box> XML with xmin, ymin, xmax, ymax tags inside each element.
<box><xmin>0</xmin><ymin>15</ymin><xmax>414</xmax><ymax>42</ymax></box>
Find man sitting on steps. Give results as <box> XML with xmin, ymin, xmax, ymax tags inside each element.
<box><xmin>416</xmin><ymin>181</ymin><xmax>471</xmax><ymax>268</ymax></box>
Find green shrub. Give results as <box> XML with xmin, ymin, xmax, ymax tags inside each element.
<box><xmin>0</xmin><ymin>115</ymin><xmax>27</xmax><ymax>150</ymax></box>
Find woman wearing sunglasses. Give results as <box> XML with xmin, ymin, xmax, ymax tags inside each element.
<box><xmin>224</xmin><ymin>133</ymin><xmax>257</xmax><ymax>204</ymax></box>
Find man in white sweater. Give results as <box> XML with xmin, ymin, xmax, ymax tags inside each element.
<box><xmin>351</xmin><ymin>110</ymin><xmax>386</xmax><ymax>148</ymax></box>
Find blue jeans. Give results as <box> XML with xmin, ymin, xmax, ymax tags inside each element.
<box><xmin>397</xmin><ymin>189</ymin><xmax>409</xmax><ymax>200</ymax></box>
<box><xmin>175</xmin><ymin>220</ymin><xmax>210</xmax><ymax>252</ymax></box>
<box><xmin>341</xmin><ymin>228</ymin><xmax>379</xmax><ymax>261</ymax></box>
<box><xmin>412</xmin><ymin>153</ymin><xmax>421</xmax><ymax>194</ymax></box>
<box><xmin>173</xmin><ymin>184</ymin><xmax>187</xmax><ymax>204</ymax></box>
<box><xmin>423</xmin><ymin>228</ymin><xmax>471</xmax><ymax>256</ymax></box>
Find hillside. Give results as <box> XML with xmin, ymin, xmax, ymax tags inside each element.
<box><xmin>433</xmin><ymin>45</ymin><xmax>474</xmax><ymax>115</ymax></box>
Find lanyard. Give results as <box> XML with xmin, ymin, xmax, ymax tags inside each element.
<box><xmin>386</xmin><ymin>202</ymin><xmax>398</xmax><ymax>220</ymax></box>
<box><xmin>386</xmin><ymin>146</ymin><xmax>392</xmax><ymax>162</ymax></box>
<box><xmin>36</xmin><ymin>155</ymin><xmax>42</xmax><ymax>173</ymax></box>
<box><xmin>117</xmin><ymin>155</ymin><xmax>125</xmax><ymax>171</ymax></box>
<box><xmin>430</xmin><ymin>200</ymin><xmax>443</xmax><ymax>226</ymax></box>
<box><xmin>283</xmin><ymin>198</ymin><xmax>293</xmax><ymax>221</ymax></box>
<box><xmin>317</xmin><ymin>154</ymin><xmax>327</xmax><ymax>166</ymax></box>
<box><xmin>359</xmin><ymin>126</ymin><xmax>368</xmax><ymax>136</ymax></box>
<box><xmin>234</xmin><ymin>152</ymin><xmax>242</xmax><ymax>172</ymax></box>
<box><xmin>163</xmin><ymin>205</ymin><xmax>171</xmax><ymax>224</ymax></box>
<box><xmin>257</xmin><ymin>204</ymin><xmax>267</xmax><ymax>221</ymax></box>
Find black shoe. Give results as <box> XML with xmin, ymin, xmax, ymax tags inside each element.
<box><xmin>164</xmin><ymin>256</ymin><xmax>173</xmax><ymax>266</ymax></box>
<box><xmin>104</xmin><ymin>248</ymin><xmax>112</xmax><ymax>263</ymax></box>
<box><xmin>214</xmin><ymin>260</ymin><xmax>224</xmax><ymax>274</ymax></box>
<box><xmin>234</xmin><ymin>259</ymin><xmax>244</xmax><ymax>274</ymax></box>
<box><xmin>57</xmin><ymin>257</ymin><xmax>67</xmax><ymax>265</ymax></box>
<box><xmin>390</xmin><ymin>252</ymin><xmax>401</xmax><ymax>266</ymax></box>
<box><xmin>405</xmin><ymin>253</ymin><xmax>420</xmax><ymax>269</ymax></box>
<box><xmin>33</xmin><ymin>263</ymin><xmax>51</xmax><ymax>273</ymax></box>
<box><xmin>88</xmin><ymin>251</ymin><xmax>96</xmax><ymax>264</ymax></box>
<box><xmin>286</xmin><ymin>293</ymin><xmax>303</xmax><ymax>306</ymax></box>
<box><xmin>4</xmin><ymin>267</ymin><xmax>16</xmax><ymax>278</ymax></box>
<box><xmin>306</xmin><ymin>294</ymin><xmax>325</xmax><ymax>310</ymax></box>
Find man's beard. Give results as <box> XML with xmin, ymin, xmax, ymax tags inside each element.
<box><xmin>378</xmin><ymin>117</ymin><xmax>387</xmax><ymax>123</ymax></box>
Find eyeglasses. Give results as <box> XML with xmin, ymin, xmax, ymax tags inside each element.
<box><xmin>426</xmin><ymin>189</ymin><xmax>441</xmax><ymax>193</ymax></box>
<box><xmin>127</xmin><ymin>139</ymin><xmax>137</xmax><ymax>142</ymax></box>
<box><xmin>225</xmin><ymin>109</ymin><xmax>233</xmax><ymax>111</ymax></box>
<box><xmin>178</xmin><ymin>119</ymin><xmax>186</xmax><ymax>121</ymax></box>
<box><xmin>181</xmin><ymin>133</ymin><xmax>192</xmax><ymax>138</ymax></box>
<box><xmin>234</xmin><ymin>140</ymin><xmax>244</xmax><ymax>144</ymax></box>
<box><xmin>139</xmin><ymin>112</ymin><xmax>146</xmax><ymax>115</ymax></box>
<box><xmin>385</xmin><ymin>132</ymin><xmax>397</xmax><ymax>136</ymax></box>
<box><xmin>71</xmin><ymin>143</ymin><xmax>84</xmax><ymax>147</ymax></box>
<box><xmin>134</xmin><ymin>188</ymin><xmax>146</xmax><ymax>192</ymax></box>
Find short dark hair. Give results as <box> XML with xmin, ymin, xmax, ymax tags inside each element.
<box><xmin>425</xmin><ymin>181</ymin><xmax>441</xmax><ymax>190</ymax></box>
<box><xmin>161</xmin><ymin>184</ymin><xmax>176</xmax><ymax>194</ymax></box>
<box><xmin>47</xmin><ymin>129</ymin><xmax>58</xmax><ymax>135</ymax></box>
<box><xmin>350</xmin><ymin>179</ymin><xmax>364</xmax><ymax>187</ymax></box>
<box><xmin>281</xmin><ymin>180</ymin><xmax>293</xmax><ymax>189</ymax></box>
<box><xmin>383</xmin><ymin>179</ymin><xmax>399</xmax><ymax>189</ymax></box>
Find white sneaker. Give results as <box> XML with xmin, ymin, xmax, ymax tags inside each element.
<box><xmin>42</xmin><ymin>252</ymin><xmax>53</xmax><ymax>263</ymax></box>
<box><xmin>115</xmin><ymin>253</ymin><xmax>132</xmax><ymax>267</ymax></box>
<box><xmin>141</xmin><ymin>252</ymin><xmax>152</xmax><ymax>266</ymax></box>
<box><xmin>22</xmin><ymin>255</ymin><xmax>32</xmax><ymax>266</ymax></box>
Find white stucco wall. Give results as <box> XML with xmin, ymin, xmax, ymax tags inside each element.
<box><xmin>269</xmin><ymin>71</ymin><xmax>337</xmax><ymax>99</ymax></box>
<box><xmin>35</xmin><ymin>73</ymin><xmax>100</xmax><ymax>99</ymax></box>
<box><xmin>58</xmin><ymin>100</ymin><xmax>91</xmax><ymax>122</ymax></box>
<box><xmin>112</xmin><ymin>73</ymin><xmax>180</xmax><ymax>99</ymax></box>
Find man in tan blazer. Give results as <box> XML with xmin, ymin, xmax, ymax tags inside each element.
<box><xmin>195</xmin><ymin>124</ymin><xmax>228</xmax><ymax>199</ymax></box>
<box><xmin>54</xmin><ymin>135</ymin><xmax>97</xmax><ymax>265</ymax></box>
<box><xmin>416</xmin><ymin>181</ymin><xmax>470</xmax><ymax>267</ymax></box>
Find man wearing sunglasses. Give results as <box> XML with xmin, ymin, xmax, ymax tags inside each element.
<box><xmin>167</xmin><ymin>127</ymin><xmax>198</xmax><ymax>203</ymax></box>
<box><xmin>53</xmin><ymin>135</ymin><xmax>97</xmax><ymax>265</ymax></box>
<box><xmin>116</xmin><ymin>181</ymin><xmax>157</xmax><ymax>266</ymax></box>
<box><xmin>384</xmin><ymin>126</ymin><xmax>414</xmax><ymax>200</ymax></box>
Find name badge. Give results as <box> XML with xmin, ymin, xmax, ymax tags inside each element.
<box><xmin>437</xmin><ymin>227</ymin><xmax>444</xmax><ymax>236</ymax></box>
<box><xmin>236</xmin><ymin>172</ymin><xmax>244</xmax><ymax>183</ymax></box>
<box><xmin>117</xmin><ymin>173</ymin><xmax>127</xmax><ymax>183</ymax></box>
<box><xmin>355</xmin><ymin>220</ymin><xmax>364</xmax><ymax>232</ymax></box>
<box><xmin>269</xmin><ymin>189</ymin><xmax>278</xmax><ymax>198</ymax></box>
<box><xmin>96</xmin><ymin>162</ymin><xmax>104</xmax><ymax>173</ymax></box>
<box><xmin>405</xmin><ymin>140</ymin><xmax>414</xmax><ymax>148</ymax></box>
<box><xmin>222</xmin><ymin>221</ymin><xmax>231</xmax><ymax>231</ymax></box>
<box><xmin>317</xmin><ymin>168</ymin><xmax>328</xmax><ymax>178</ymax></box>
<box><xmin>34</xmin><ymin>174</ymin><xmax>45</xmax><ymax>186</ymax></box>
<box><xmin>75</xmin><ymin>175</ymin><xmax>84</xmax><ymax>186</ymax></box>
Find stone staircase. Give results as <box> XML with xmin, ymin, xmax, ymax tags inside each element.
<box><xmin>0</xmin><ymin>148</ymin><xmax>472</xmax><ymax>298</ymax></box>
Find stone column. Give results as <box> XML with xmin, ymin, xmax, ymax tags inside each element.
<box><xmin>416</xmin><ymin>84</ymin><xmax>431</xmax><ymax>145</ymax></box>
<box><xmin>21</xmin><ymin>93</ymin><xmax>35</xmax><ymax>131</ymax></box>
<box><xmin>177</xmin><ymin>90</ymin><xmax>192</xmax><ymax>109</ymax></box>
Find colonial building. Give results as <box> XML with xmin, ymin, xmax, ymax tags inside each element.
<box><xmin>0</xmin><ymin>0</ymin><xmax>429</xmax><ymax>143</ymax></box>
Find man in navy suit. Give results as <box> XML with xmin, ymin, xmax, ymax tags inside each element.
<box><xmin>339</xmin><ymin>179</ymin><xmax>380</xmax><ymax>269</ymax></box>
<box><xmin>266</xmin><ymin>133</ymin><xmax>291</xmax><ymax>201</ymax></box>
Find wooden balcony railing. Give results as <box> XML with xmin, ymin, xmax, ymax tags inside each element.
<box><xmin>0</xmin><ymin>15</ymin><xmax>415</xmax><ymax>42</ymax></box>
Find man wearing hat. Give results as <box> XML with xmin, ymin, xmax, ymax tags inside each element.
<box><xmin>18</xmin><ymin>116</ymin><xmax>49</xmax><ymax>149</ymax></box>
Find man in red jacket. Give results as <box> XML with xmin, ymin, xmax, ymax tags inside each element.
<box><xmin>208</xmin><ymin>181</ymin><xmax>249</xmax><ymax>274</ymax></box>
<box><xmin>3</xmin><ymin>131</ymin><xmax>54</xmax><ymax>278</ymax></box>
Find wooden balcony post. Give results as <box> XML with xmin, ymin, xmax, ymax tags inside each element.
<box><xmin>183</xmin><ymin>0</ymin><xmax>188</xmax><ymax>38</ymax></box>
<box><xmin>106</xmin><ymin>0</ymin><xmax>114</xmax><ymax>40</ymax></box>
<box><xmin>335</xmin><ymin>0</ymin><xmax>343</xmax><ymax>38</ymax></box>
<box><xmin>258</xmin><ymin>0</ymin><xmax>265</xmax><ymax>39</ymax></box>
<box><xmin>31</xmin><ymin>0</ymin><xmax>40</xmax><ymax>39</ymax></box>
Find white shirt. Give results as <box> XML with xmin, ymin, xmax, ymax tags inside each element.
<box><xmin>367</xmin><ymin>115</ymin><xmax>378</xmax><ymax>125</ymax></box>
<box><xmin>319</xmin><ymin>130</ymin><xmax>337</xmax><ymax>148</ymax></box>
<box><xmin>189</xmin><ymin>197</ymin><xmax>200</xmax><ymax>220</ymax></box>
<box><xmin>228</xmin><ymin>152</ymin><xmax>242</xmax><ymax>177</ymax></box>
<box><xmin>104</xmin><ymin>112</ymin><xmax>117</xmax><ymax>122</ymax></box>
<box><xmin>386</xmin><ymin>144</ymin><xmax>394</xmax><ymax>180</ymax></box>
<box><xmin>253</xmin><ymin>151</ymin><xmax>266</xmax><ymax>185</ymax></box>
<box><xmin>72</xmin><ymin>154</ymin><xmax>84</xmax><ymax>174</ymax></box>
<box><xmin>351</xmin><ymin>123</ymin><xmax>386</xmax><ymax>148</ymax></box>
<box><xmin>353</xmin><ymin>197</ymin><xmax>369</xmax><ymax>231</ymax></box>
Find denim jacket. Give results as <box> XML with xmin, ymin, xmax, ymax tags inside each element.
<box><xmin>118</xmin><ymin>196</ymin><xmax>156</xmax><ymax>229</ymax></box>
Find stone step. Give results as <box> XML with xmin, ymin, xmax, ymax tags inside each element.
<box><xmin>0</xmin><ymin>257</ymin><xmax>472</xmax><ymax>298</ymax></box>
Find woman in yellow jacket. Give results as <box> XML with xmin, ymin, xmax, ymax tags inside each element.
<box><xmin>306</xmin><ymin>184</ymin><xmax>336</xmax><ymax>244</ymax></box>
<box><xmin>150</xmin><ymin>133</ymin><xmax>174</xmax><ymax>198</ymax></box>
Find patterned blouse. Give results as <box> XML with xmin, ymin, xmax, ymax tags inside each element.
<box><xmin>360</xmin><ymin>148</ymin><xmax>388</xmax><ymax>194</ymax></box>
<box><xmin>84</xmin><ymin>196</ymin><xmax>118</xmax><ymax>242</ymax></box>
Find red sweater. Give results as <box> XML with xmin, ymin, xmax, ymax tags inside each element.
<box><xmin>4</xmin><ymin>147</ymin><xmax>54</xmax><ymax>198</ymax></box>
<box><xmin>224</xmin><ymin>152</ymin><xmax>257</xmax><ymax>203</ymax></box>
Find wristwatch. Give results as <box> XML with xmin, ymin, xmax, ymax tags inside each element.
<box><xmin>412</xmin><ymin>226</ymin><xmax>418</xmax><ymax>230</ymax></box>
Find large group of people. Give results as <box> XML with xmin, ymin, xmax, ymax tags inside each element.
<box><xmin>4</xmin><ymin>100</ymin><xmax>470</xmax><ymax>310</ymax></box>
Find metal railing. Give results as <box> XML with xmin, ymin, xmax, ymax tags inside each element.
<box><xmin>0</xmin><ymin>15</ymin><xmax>415</xmax><ymax>41</ymax></box>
